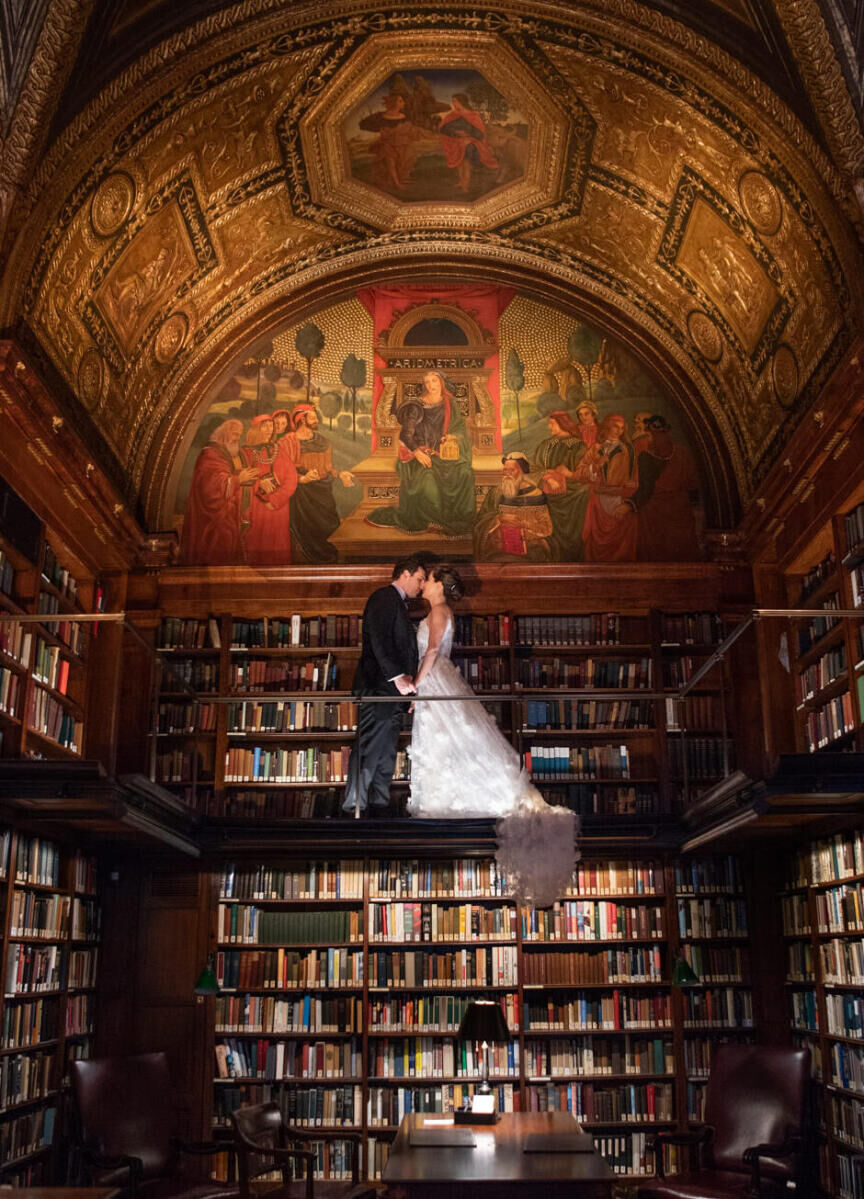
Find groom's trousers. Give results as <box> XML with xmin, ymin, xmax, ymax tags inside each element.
<box><xmin>343</xmin><ymin>693</ymin><xmax>405</xmax><ymax>811</ymax></box>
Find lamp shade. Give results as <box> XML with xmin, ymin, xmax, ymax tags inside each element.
<box><xmin>457</xmin><ymin>1000</ymin><xmax>509</xmax><ymax>1043</ymax></box>
<box><xmin>193</xmin><ymin>953</ymin><xmax>220</xmax><ymax>996</ymax></box>
<box><xmin>672</xmin><ymin>954</ymin><xmax>701</xmax><ymax>987</ymax></box>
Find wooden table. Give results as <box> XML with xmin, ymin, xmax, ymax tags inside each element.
<box><xmin>382</xmin><ymin>1111</ymin><xmax>614</xmax><ymax>1198</ymax></box>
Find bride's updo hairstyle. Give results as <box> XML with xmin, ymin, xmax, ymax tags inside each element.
<box><xmin>430</xmin><ymin>564</ymin><xmax>465</xmax><ymax>602</ymax></box>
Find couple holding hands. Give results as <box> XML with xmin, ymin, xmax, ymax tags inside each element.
<box><xmin>344</xmin><ymin>556</ymin><xmax>577</xmax><ymax>906</ymax></box>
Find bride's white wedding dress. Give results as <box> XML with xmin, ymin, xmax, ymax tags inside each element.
<box><xmin>407</xmin><ymin>615</ymin><xmax>579</xmax><ymax>907</ymax></box>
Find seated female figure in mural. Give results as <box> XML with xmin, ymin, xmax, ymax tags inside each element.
<box><xmin>240</xmin><ymin>414</ymin><xmax>298</xmax><ymax>565</ymax></box>
<box><xmin>532</xmin><ymin>410</ymin><xmax>591</xmax><ymax>561</ymax></box>
<box><xmin>367</xmin><ymin>370</ymin><xmax>476</xmax><ymax>537</ymax></box>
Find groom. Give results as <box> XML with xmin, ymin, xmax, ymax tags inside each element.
<box><xmin>343</xmin><ymin>555</ymin><xmax>427</xmax><ymax>814</ymax></box>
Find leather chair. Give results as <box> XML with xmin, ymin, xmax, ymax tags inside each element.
<box><xmin>231</xmin><ymin>1101</ymin><xmax>375</xmax><ymax>1199</ymax></box>
<box><xmin>71</xmin><ymin>1052</ymin><xmax>239</xmax><ymax>1199</ymax></box>
<box><xmin>637</xmin><ymin>1044</ymin><xmax>812</xmax><ymax>1198</ymax></box>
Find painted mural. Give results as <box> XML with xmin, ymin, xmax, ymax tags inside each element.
<box><xmin>345</xmin><ymin>70</ymin><xmax>528</xmax><ymax>202</ymax></box>
<box><xmin>175</xmin><ymin>286</ymin><xmax>706</xmax><ymax>565</ymax></box>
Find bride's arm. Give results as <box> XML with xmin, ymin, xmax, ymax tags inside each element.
<box><xmin>414</xmin><ymin>605</ymin><xmax>451</xmax><ymax>691</ymax></box>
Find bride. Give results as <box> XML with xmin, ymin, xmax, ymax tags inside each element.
<box><xmin>406</xmin><ymin>563</ymin><xmax>578</xmax><ymax>907</ymax></box>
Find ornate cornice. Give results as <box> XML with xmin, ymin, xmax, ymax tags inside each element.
<box><xmin>771</xmin><ymin>0</ymin><xmax>864</xmax><ymax>182</ymax></box>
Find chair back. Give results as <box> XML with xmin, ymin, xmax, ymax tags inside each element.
<box><xmin>232</xmin><ymin>1101</ymin><xmax>301</xmax><ymax>1185</ymax></box>
<box><xmin>71</xmin><ymin>1052</ymin><xmax>176</xmax><ymax>1181</ymax></box>
<box><xmin>705</xmin><ymin>1044</ymin><xmax>810</xmax><ymax>1182</ymax></box>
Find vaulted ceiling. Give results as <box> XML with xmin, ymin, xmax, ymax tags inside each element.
<box><xmin>1</xmin><ymin>0</ymin><xmax>862</xmax><ymax>529</ymax></box>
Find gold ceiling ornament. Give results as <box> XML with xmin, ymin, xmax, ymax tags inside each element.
<box><xmin>154</xmin><ymin>312</ymin><xmax>190</xmax><ymax>365</ymax></box>
<box><xmin>771</xmin><ymin>344</ymin><xmax>800</xmax><ymax>409</ymax></box>
<box><xmin>90</xmin><ymin>172</ymin><xmax>137</xmax><ymax>238</ymax></box>
<box><xmin>738</xmin><ymin>170</ymin><xmax>783</xmax><ymax>237</ymax></box>
<box><xmin>686</xmin><ymin>310</ymin><xmax>724</xmax><ymax>364</ymax></box>
<box><xmin>77</xmin><ymin>348</ymin><xmax>107</xmax><ymax>412</ymax></box>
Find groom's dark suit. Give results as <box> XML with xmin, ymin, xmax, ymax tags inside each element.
<box><xmin>343</xmin><ymin>583</ymin><xmax>419</xmax><ymax>811</ymax></box>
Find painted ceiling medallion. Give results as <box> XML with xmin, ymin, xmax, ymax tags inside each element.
<box><xmin>772</xmin><ymin>344</ymin><xmax>799</xmax><ymax>408</ymax></box>
<box><xmin>686</xmin><ymin>310</ymin><xmax>723</xmax><ymax>363</ymax></box>
<box><xmin>78</xmin><ymin>348</ymin><xmax>106</xmax><ymax>410</ymax></box>
<box><xmin>738</xmin><ymin>170</ymin><xmax>782</xmax><ymax>237</ymax></box>
<box><xmin>154</xmin><ymin>312</ymin><xmax>189</xmax><ymax>364</ymax></box>
<box><xmin>298</xmin><ymin>32</ymin><xmax>572</xmax><ymax>231</ymax></box>
<box><xmin>90</xmin><ymin>171</ymin><xmax>136</xmax><ymax>238</ymax></box>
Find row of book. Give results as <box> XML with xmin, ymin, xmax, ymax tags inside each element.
<box><xmin>662</xmin><ymin>655</ymin><xmax>719</xmax><ymax>687</ymax></box>
<box><xmin>227</xmin><ymin>699</ymin><xmax>357</xmax><ymax>733</ymax></box>
<box><xmin>220</xmin><ymin>861</ymin><xmax>365</xmax><ymax>900</ymax></box>
<box><xmin>837</xmin><ymin>1148</ymin><xmax>864</xmax><ymax>1198</ymax></box>
<box><xmin>217</xmin><ymin>904</ymin><xmax>362</xmax><ymax>945</ymax></box>
<box><xmin>816</xmin><ymin>884</ymin><xmax>864</xmax><ymax>933</ymax></box>
<box><xmin>678</xmin><ymin>944</ymin><xmax>747</xmax><ymax>982</ymax></box>
<box><xmin>524</xmin><ymin>744</ymin><xmax>633</xmax><ymax>780</ymax></box>
<box><xmin>156</xmin><ymin>702</ymin><xmax>216</xmax><ymax>733</ymax></box>
<box><xmin>523</xmin><ymin>698</ymin><xmax>653</xmax><ymax>731</ymax></box>
<box><xmin>786</xmin><ymin>941</ymin><xmax>815</xmax><ymax>981</ymax></box>
<box><xmin>453</xmin><ymin>613</ymin><xmax>511</xmax><ymax>646</ymax></box>
<box><xmin>14</xmin><ymin>836</ymin><xmax>62</xmax><ymax>887</ymax></box>
<box><xmin>367</xmin><ymin>1082</ymin><xmax>518</xmax><ymax>1127</ymax></box>
<box><xmin>681</xmin><ymin>988</ymin><xmax>753</xmax><ymax>1027</ymax></box>
<box><xmin>514</xmin><ymin>613</ymin><xmax>624</xmax><ymax>647</ymax></box>
<box><xmin>32</xmin><ymin>637</ymin><xmax>73</xmax><ymax>695</ymax></box>
<box><xmin>667</xmin><ymin>737</ymin><xmax>730</xmax><ymax>780</ymax></box>
<box><xmin>0</xmin><ymin>1049</ymin><xmax>53</xmax><ymax>1112</ymax></box>
<box><xmin>41</xmin><ymin>543</ymin><xmax>79</xmax><ymax>601</ymax></box>
<box><xmin>523</xmin><ymin>1036</ymin><xmax>673</xmax><ymax>1077</ymax></box>
<box><xmin>223</xmin><ymin>744</ymin><xmax>403</xmax><ymax>784</ymax></box>
<box><xmin>68</xmin><ymin>947</ymin><xmax>99</xmax><ymax>989</ymax></box>
<box><xmin>659</xmin><ymin>611</ymin><xmax>723</xmax><ymax>645</ymax></box>
<box><xmin>0</xmin><ymin>827</ymin><xmax>9</xmax><ymax>879</ymax></box>
<box><xmin>27</xmin><ymin>685</ymin><xmax>81</xmax><ymax>751</ymax></box>
<box><xmin>821</xmin><ymin>937</ymin><xmax>864</xmax><ymax>984</ymax></box>
<box><xmin>674</xmin><ymin>857</ymin><xmax>744</xmax><ymax>893</ymax></box>
<box><xmin>538</xmin><ymin>783</ymin><xmax>660</xmax><ymax>816</ymax></box>
<box><xmin>229</xmin><ymin>656</ymin><xmax>341</xmax><ymax>692</ymax></box>
<box><xmin>206</xmin><ymin>789</ymin><xmax>342</xmax><ymax>820</ymax></box>
<box><xmin>683</xmin><ymin>1033</ymin><xmax>751</xmax><ymax>1077</ymax></box>
<box><xmin>9</xmin><ymin>891</ymin><xmax>70</xmax><ymax>939</ymax></box>
<box><xmin>797</xmin><ymin>597</ymin><xmax>839</xmax><ymax>655</ymax></box>
<box><xmin>676</xmin><ymin>897</ymin><xmax>749</xmax><ymax>939</ymax></box>
<box><xmin>805</xmin><ymin>690</ymin><xmax>855</xmax><ymax>751</ymax></box>
<box><xmin>844</xmin><ymin>500</ymin><xmax>864</xmax><ymax>558</ymax></box>
<box><xmin>830</xmin><ymin>1092</ymin><xmax>864</xmax><ymax>1150</ymax></box>
<box><xmin>216</xmin><ymin>949</ymin><xmax>364</xmax><ymax>991</ymax></box>
<box><xmin>0</xmin><ymin>1104</ymin><xmax>55</xmax><ymax>1165</ymax></box>
<box><xmin>157</xmin><ymin>617</ymin><xmax>220</xmax><ymax>649</ymax></box>
<box><xmin>452</xmin><ymin>655</ymin><xmax>509</xmax><ymax>690</ymax></box>
<box><xmin>35</xmin><ymin>600</ymin><xmax>83</xmax><ymax>655</ymax></box>
<box><xmin>5</xmin><ymin>944</ymin><xmax>64</xmax><ymax>995</ymax></box>
<box><xmin>547</xmin><ymin>1080</ymin><xmax>674</xmax><ymax>1124</ymax></box>
<box><xmin>523</xmin><ymin>990</ymin><xmax>672</xmax><ymax>1031</ymax></box>
<box><xmin>782</xmin><ymin>893</ymin><xmax>811</xmax><ymax>935</ymax></box>
<box><xmin>0</xmin><ymin>620</ymin><xmax>30</xmax><ymax>663</ymax></box>
<box><xmin>0</xmin><ymin>546</ymin><xmax>15</xmax><ymax>597</ymax></box>
<box><xmin>1</xmin><ymin>997</ymin><xmax>58</xmax><ymax>1049</ymax></box>
<box><xmin>806</xmin><ymin>831</ymin><xmax>864</xmax><ymax>885</ymax></box>
<box><xmin>73</xmin><ymin>852</ymin><xmax>97</xmax><ymax>895</ymax></box>
<box><xmin>229</xmin><ymin>614</ymin><xmax>361</xmax><ymax>649</ymax></box>
<box><xmin>367</xmin><ymin>992</ymin><xmax>518</xmax><ymax>1033</ymax></box>
<box><xmin>790</xmin><ymin>989</ymin><xmax>819</xmax><ymax>1032</ymax></box>
<box><xmin>520</xmin><ymin>901</ymin><xmax>664</xmax><ymax>943</ymax></box>
<box><xmin>210</xmin><ymin>1132</ymin><xmax>357</xmax><ymax>1179</ymax></box>
<box><xmin>368</xmin><ymin>1037</ymin><xmax>518</xmax><ymax>1079</ymax></box>
<box><xmin>368</xmin><ymin>947</ymin><xmax>517</xmax><ymax>989</ymax></box>
<box><xmin>0</xmin><ymin>665</ymin><xmax>21</xmax><ymax>716</ymax></box>
<box><xmin>214</xmin><ymin>1036</ymin><xmax>362</xmax><ymax>1080</ymax></box>
<box><xmin>521</xmin><ymin>947</ymin><xmax>663</xmax><ymax>987</ymax></box>
<box><xmin>796</xmin><ymin>642</ymin><xmax>847</xmax><ymax>703</ymax></box>
<box><xmin>72</xmin><ymin>897</ymin><xmax>100</xmax><ymax>941</ymax></box>
<box><xmin>155</xmin><ymin>748</ymin><xmax>208</xmax><ymax>784</ymax></box>
<box><xmin>851</xmin><ymin>561</ymin><xmax>864</xmax><ymax>609</ymax></box>
<box><xmin>369</xmin><ymin>857</ymin><xmax>510</xmax><ymax>898</ymax></box>
<box><xmin>223</xmin><ymin>1082</ymin><xmax>363</xmax><ymax>1127</ymax></box>
<box><xmin>369</xmin><ymin>903</ymin><xmax>515</xmax><ymax>943</ymax></box>
<box><xmin>515</xmin><ymin>657</ymin><xmax>653</xmax><ymax>690</ymax></box>
<box><xmin>161</xmin><ymin>656</ymin><xmax>218</xmax><ymax>691</ymax></box>
<box><xmin>215</xmin><ymin>994</ymin><xmax>362</xmax><ymax>1034</ymax></box>
<box><xmin>664</xmin><ymin>694</ymin><xmax>722</xmax><ymax>732</ymax></box>
<box><xmin>831</xmin><ymin>1041</ymin><xmax>864</xmax><ymax>1095</ymax></box>
<box><xmin>66</xmin><ymin>992</ymin><xmax>94</xmax><ymax>1036</ymax></box>
<box><xmin>798</xmin><ymin>549</ymin><xmax>836</xmax><ymax>604</ymax></box>
<box><xmin>826</xmin><ymin>993</ymin><xmax>864</xmax><ymax>1038</ymax></box>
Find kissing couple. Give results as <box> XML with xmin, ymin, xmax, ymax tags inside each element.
<box><xmin>343</xmin><ymin>555</ymin><xmax>578</xmax><ymax>906</ymax></box>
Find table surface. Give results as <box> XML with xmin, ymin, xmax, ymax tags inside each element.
<box><xmin>383</xmin><ymin>1111</ymin><xmax>615</xmax><ymax>1185</ymax></box>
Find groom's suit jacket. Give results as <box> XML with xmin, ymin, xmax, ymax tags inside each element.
<box><xmin>353</xmin><ymin>583</ymin><xmax>419</xmax><ymax>696</ymax></box>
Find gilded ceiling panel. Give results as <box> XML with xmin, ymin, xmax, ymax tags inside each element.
<box><xmin>1</xmin><ymin>4</ymin><xmax>859</xmax><ymax>514</ymax></box>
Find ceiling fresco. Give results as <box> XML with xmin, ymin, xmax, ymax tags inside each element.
<box><xmin>0</xmin><ymin>2</ymin><xmax>860</xmax><ymax>531</ymax></box>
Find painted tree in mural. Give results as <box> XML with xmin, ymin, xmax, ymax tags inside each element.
<box><xmin>340</xmin><ymin>353</ymin><xmax>367</xmax><ymax>441</ymax></box>
<box><xmin>295</xmin><ymin>323</ymin><xmax>325</xmax><ymax>403</ymax></box>
<box><xmin>568</xmin><ymin>326</ymin><xmax>603</xmax><ymax>405</ymax></box>
<box><xmin>319</xmin><ymin>390</ymin><xmax>342</xmax><ymax>430</ymax></box>
<box><xmin>505</xmin><ymin>347</ymin><xmax>526</xmax><ymax>437</ymax></box>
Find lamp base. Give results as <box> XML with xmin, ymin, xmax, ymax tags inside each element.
<box><xmin>454</xmin><ymin>1109</ymin><xmax>498</xmax><ymax>1125</ymax></box>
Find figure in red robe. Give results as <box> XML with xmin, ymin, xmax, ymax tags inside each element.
<box><xmin>624</xmin><ymin>415</ymin><xmax>703</xmax><ymax>560</ymax></box>
<box><xmin>180</xmin><ymin>419</ymin><xmax>260</xmax><ymax>565</ymax></box>
<box><xmin>577</xmin><ymin>414</ymin><xmax>638</xmax><ymax>563</ymax></box>
<box><xmin>438</xmin><ymin>94</ymin><xmax>499</xmax><ymax>193</ymax></box>
<box><xmin>240</xmin><ymin>415</ymin><xmax>298</xmax><ymax>565</ymax></box>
